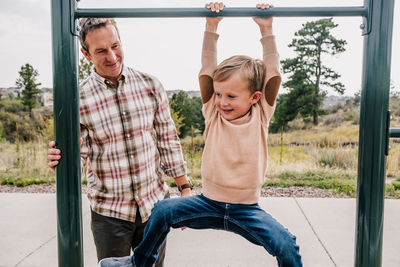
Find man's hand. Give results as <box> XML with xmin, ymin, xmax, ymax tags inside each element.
<box><xmin>180</xmin><ymin>187</ymin><xmax>191</xmax><ymax>230</ymax></box>
<box><xmin>48</xmin><ymin>141</ymin><xmax>61</xmax><ymax>170</ymax></box>
<box><xmin>253</xmin><ymin>3</ymin><xmax>274</xmax><ymax>36</ymax></box>
<box><xmin>205</xmin><ymin>2</ymin><xmax>225</xmax><ymax>32</ymax></box>
<box><xmin>47</xmin><ymin>138</ymin><xmax>83</xmax><ymax>170</ymax></box>
<box><xmin>180</xmin><ymin>188</ymin><xmax>192</xmax><ymax>197</ymax></box>
<box><xmin>173</xmin><ymin>175</ymin><xmax>193</xmax><ymax>197</ymax></box>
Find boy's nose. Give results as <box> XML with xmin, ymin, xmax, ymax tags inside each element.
<box><xmin>221</xmin><ymin>98</ymin><xmax>229</xmax><ymax>106</ymax></box>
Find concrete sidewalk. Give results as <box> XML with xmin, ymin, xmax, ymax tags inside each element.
<box><xmin>0</xmin><ymin>194</ymin><xmax>399</xmax><ymax>267</ymax></box>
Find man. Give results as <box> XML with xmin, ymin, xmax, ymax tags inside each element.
<box><xmin>47</xmin><ymin>18</ymin><xmax>191</xmax><ymax>266</ymax></box>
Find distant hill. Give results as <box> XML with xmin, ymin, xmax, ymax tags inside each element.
<box><xmin>323</xmin><ymin>95</ymin><xmax>351</xmax><ymax>108</ymax></box>
<box><xmin>166</xmin><ymin>90</ymin><xmax>201</xmax><ymax>99</ymax></box>
<box><xmin>0</xmin><ymin>86</ymin><xmax>53</xmax><ymax>107</ymax></box>
<box><xmin>0</xmin><ymin>86</ymin><xmax>352</xmax><ymax>109</ymax></box>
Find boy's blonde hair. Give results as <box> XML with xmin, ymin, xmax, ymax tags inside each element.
<box><xmin>213</xmin><ymin>55</ymin><xmax>266</xmax><ymax>93</ymax></box>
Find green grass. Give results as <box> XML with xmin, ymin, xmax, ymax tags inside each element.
<box><xmin>0</xmin><ymin>168</ymin><xmax>55</xmax><ymax>187</ymax></box>
<box><xmin>265</xmin><ymin>170</ymin><xmax>358</xmax><ymax>197</ymax></box>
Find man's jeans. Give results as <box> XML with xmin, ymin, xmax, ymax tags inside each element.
<box><xmin>91</xmin><ymin>192</ymin><xmax>170</xmax><ymax>266</ymax></box>
<box><xmin>133</xmin><ymin>194</ymin><xmax>302</xmax><ymax>267</ymax></box>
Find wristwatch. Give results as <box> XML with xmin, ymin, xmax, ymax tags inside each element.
<box><xmin>177</xmin><ymin>180</ymin><xmax>193</xmax><ymax>192</ymax></box>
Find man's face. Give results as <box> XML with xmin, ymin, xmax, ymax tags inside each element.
<box><xmin>81</xmin><ymin>24</ymin><xmax>124</xmax><ymax>83</ymax></box>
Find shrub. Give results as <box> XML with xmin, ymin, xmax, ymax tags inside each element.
<box><xmin>315</xmin><ymin>148</ymin><xmax>357</xmax><ymax>169</ymax></box>
<box><xmin>323</xmin><ymin>115</ymin><xmax>344</xmax><ymax>126</ymax></box>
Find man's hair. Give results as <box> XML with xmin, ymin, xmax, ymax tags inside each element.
<box><xmin>213</xmin><ymin>55</ymin><xmax>266</xmax><ymax>93</ymax></box>
<box><xmin>78</xmin><ymin>18</ymin><xmax>120</xmax><ymax>53</ymax></box>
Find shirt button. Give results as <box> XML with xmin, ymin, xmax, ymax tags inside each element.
<box><xmin>126</xmin><ymin>134</ymin><xmax>130</xmax><ymax>138</ymax></box>
<box><xmin>122</xmin><ymin>111</ymin><xmax>126</xmax><ymax>115</ymax></box>
<box><xmin>130</xmin><ymin>155</ymin><xmax>134</xmax><ymax>159</ymax></box>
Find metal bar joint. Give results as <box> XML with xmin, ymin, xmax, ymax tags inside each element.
<box><xmin>362</xmin><ymin>0</ymin><xmax>373</xmax><ymax>35</ymax></box>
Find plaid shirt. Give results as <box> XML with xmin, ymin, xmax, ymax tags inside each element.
<box><xmin>79</xmin><ymin>65</ymin><xmax>186</xmax><ymax>222</ymax></box>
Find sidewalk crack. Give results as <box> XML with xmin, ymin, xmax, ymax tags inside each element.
<box><xmin>14</xmin><ymin>235</ymin><xmax>56</xmax><ymax>267</ymax></box>
<box><xmin>293</xmin><ymin>198</ymin><xmax>338</xmax><ymax>267</ymax></box>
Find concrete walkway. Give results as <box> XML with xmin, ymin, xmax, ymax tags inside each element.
<box><xmin>0</xmin><ymin>194</ymin><xmax>399</xmax><ymax>267</ymax></box>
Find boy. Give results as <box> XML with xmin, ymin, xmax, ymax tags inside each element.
<box><xmin>99</xmin><ymin>3</ymin><xmax>302</xmax><ymax>267</ymax></box>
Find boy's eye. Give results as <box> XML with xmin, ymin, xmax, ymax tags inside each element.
<box><xmin>216</xmin><ymin>93</ymin><xmax>222</xmax><ymax>97</ymax></box>
<box><xmin>228</xmin><ymin>95</ymin><xmax>235</xmax><ymax>99</ymax></box>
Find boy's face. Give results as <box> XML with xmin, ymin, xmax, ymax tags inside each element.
<box><xmin>214</xmin><ymin>73</ymin><xmax>262</xmax><ymax>121</ymax></box>
<box><xmin>81</xmin><ymin>24</ymin><xmax>124</xmax><ymax>83</ymax></box>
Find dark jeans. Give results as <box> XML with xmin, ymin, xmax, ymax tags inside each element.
<box><xmin>91</xmin><ymin>192</ymin><xmax>169</xmax><ymax>266</ymax></box>
<box><xmin>132</xmin><ymin>194</ymin><xmax>302</xmax><ymax>267</ymax></box>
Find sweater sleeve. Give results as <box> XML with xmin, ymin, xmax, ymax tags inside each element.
<box><xmin>260</xmin><ymin>35</ymin><xmax>282</xmax><ymax>121</ymax></box>
<box><xmin>199</xmin><ymin>31</ymin><xmax>219</xmax><ymax>105</ymax></box>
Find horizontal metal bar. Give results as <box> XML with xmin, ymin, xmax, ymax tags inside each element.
<box><xmin>75</xmin><ymin>6</ymin><xmax>367</xmax><ymax>19</ymax></box>
<box><xmin>389</xmin><ymin>128</ymin><xmax>400</xmax><ymax>138</ymax></box>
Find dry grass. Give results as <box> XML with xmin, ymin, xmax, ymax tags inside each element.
<box><xmin>1</xmin><ymin>122</ymin><xmax>400</xmax><ymax>197</ymax></box>
<box><xmin>268</xmin><ymin>121</ymin><xmax>359</xmax><ymax>147</ymax></box>
<box><xmin>0</xmin><ymin>140</ymin><xmax>54</xmax><ymax>186</ymax></box>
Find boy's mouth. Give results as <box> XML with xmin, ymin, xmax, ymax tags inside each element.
<box><xmin>221</xmin><ymin>108</ymin><xmax>233</xmax><ymax>114</ymax></box>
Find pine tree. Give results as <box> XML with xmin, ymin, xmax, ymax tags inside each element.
<box><xmin>281</xmin><ymin>18</ymin><xmax>347</xmax><ymax>125</ymax></box>
<box><xmin>15</xmin><ymin>63</ymin><xmax>42</xmax><ymax>116</ymax></box>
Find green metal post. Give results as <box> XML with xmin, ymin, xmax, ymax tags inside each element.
<box><xmin>355</xmin><ymin>0</ymin><xmax>394</xmax><ymax>266</ymax></box>
<box><xmin>51</xmin><ymin>0</ymin><xmax>83</xmax><ymax>266</ymax></box>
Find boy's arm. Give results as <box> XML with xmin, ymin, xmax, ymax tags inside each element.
<box><xmin>254</xmin><ymin>4</ymin><xmax>282</xmax><ymax>106</ymax></box>
<box><xmin>199</xmin><ymin>3</ymin><xmax>224</xmax><ymax>104</ymax></box>
<box><xmin>199</xmin><ymin>30</ymin><xmax>218</xmax><ymax>104</ymax></box>
<box><xmin>261</xmin><ymin>28</ymin><xmax>281</xmax><ymax>106</ymax></box>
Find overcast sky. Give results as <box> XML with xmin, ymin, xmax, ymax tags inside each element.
<box><xmin>0</xmin><ymin>0</ymin><xmax>398</xmax><ymax>96</ymax></box>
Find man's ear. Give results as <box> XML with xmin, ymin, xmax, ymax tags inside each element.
<box><xmin>81</xmin><ymin>48</ymin><xmax>91</xmax><ymax>62</ymax></box>
<box><xmin>250</xmin><ymin>91</ymin><xmax>262</xmax><ymax>104</ymax></box>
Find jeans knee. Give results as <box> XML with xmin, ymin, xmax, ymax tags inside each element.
<box><xmin>276</xmin><ymin>234</ymin><xmax>301</xmax><ymax>263</ymax></box>
<box><xmin>151</xmin><ymin>199</ymin><xmax>174</xmax><ymax>219</ymax></box>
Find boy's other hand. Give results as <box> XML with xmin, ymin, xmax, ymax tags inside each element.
<box><xmin>205</xmin><ymin>2</ymin><xmax>225</xmax><ymax>32</ymax></box>
<box><xmin>253</xmin><ymin>3</ymin><xmax>274</xmax><ymax>36</ymax></box>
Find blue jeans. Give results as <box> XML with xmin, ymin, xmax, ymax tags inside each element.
<box><xmin>133</xmin><ymin>194</ymin><xmax>302</xmax><ymax>267</ymax></box>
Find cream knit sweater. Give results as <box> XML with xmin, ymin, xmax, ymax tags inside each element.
<box><xmin>199</xmin><ymin>31</ymin><xmax>281</xmax><ymax>204</ymax></box>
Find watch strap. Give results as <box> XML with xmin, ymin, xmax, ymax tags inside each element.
<box><xmin>178</xmin><ymin>182</ymin><xmax>193</xmax><ymax>192</ymax></box>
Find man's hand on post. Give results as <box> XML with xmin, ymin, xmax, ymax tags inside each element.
<box><xmin>47</xmin><ymin>138</ymin><xmax>83</xmax><ymax>170</ymax></box>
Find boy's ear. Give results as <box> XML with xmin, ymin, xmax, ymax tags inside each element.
<box><xmin>250</xmin><ymin>91</ymin><xmax>262</xmax><ymax>104</ymax></box>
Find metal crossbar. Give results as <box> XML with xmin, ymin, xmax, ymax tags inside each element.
<box><xmin>75</xmin><ymin>6</ymin><xmax>368</xmax><ymax>18</ymax></box>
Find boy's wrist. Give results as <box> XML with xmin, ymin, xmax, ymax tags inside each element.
<box><xmin>260</xmin><ymin>26</ymin><xmax>273</xmax><ymax>37</ymax></box>
<box><xmin>205</xmin><ymin>23</ymin><xmax>219</xmax><ymax>33</ymax></box>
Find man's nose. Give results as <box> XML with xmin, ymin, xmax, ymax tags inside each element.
<box><xmin>106</xmin><ymin>50</ymin><xmax>117</xmax><ymax>62</ymax></box>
